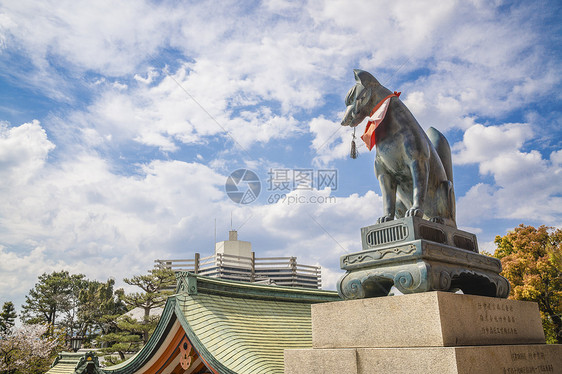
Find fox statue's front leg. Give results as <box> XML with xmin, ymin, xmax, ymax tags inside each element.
<box><xmin>405</xmin><ymin>158</ymin><xmax>429</xmax><ymax>218</ymax></box>
<box><xmin>375</xmin><ymin>160</ymin><xmax>397</xmax><ymax>223</ymax></box>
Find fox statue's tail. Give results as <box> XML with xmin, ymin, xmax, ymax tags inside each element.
<box><xmin>427</xmin><ymin>127</ymin><xmax>456</xmax><ymax>225</ymax></box>
<box><xmin>427</xmin><ymin>127</ymin><xmax>453</xmax><ymax>183</ymax></box>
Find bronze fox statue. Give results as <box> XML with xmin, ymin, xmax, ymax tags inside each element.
<box><xmin>341</xmin><ymin>69</ymin><xmax>456</xmax><ymax>228</ymax></box>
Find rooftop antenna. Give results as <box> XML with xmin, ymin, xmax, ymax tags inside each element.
<box><xmin>229</xmin><ymin>212</ymin><xmax>238</xmax><ymax>241</ymax></box>
<box><xmin>214</xmin><ymin>218</ymin><xmax>217</xmax><ymax>245</ymax></box>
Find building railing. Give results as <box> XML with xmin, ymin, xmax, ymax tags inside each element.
<box><xmin>154</xmin><ymin>252</ymin><xmax>322</xmax><ymax>289</ymax></box>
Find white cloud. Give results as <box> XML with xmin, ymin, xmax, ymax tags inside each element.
<box><xmin>2</xmin><ymin>0</ymin><xmax>559</xmax><ymax>140</ymax></box>
<box><xmin>455</xmin><ymin>123</ymin><xmax>562</xmax><ymax>225</ymax></box>
<box><xmin>456</xmin><ymin>183</ymin><xmax>497</xmax><ymax>225</ymax></box>
<box><xmin>263</xmin><ymin>0</ymin><xmax>301</xmax><ymax>13</ymax></box>
<box><xmin>0</xmin><ymin>120</ymin><xmax>55</xmax><ymax>186</ymax></box>
<box><xmin>0</xmin><ymin>246</ymin><xmax>73</xmax><ymax>302</ymax></box>
<box><xmin>134</xmin><ymin>68</ymin><xmax>160</xmax><ymax>85</ymax></box>
<box><xmin>551</xmin><ymin>149</ymin><xmax>562</xmax><ymax>166</ymax></box>
<box><xmin>56</xmin><ymin>63</ymin><xmax>307</xmax><ymax>152</ymax></box>
<box><xmin>453</xmin><ymin>123</ymin><xmax>530</xmax><ymax>166</ymax></box>
<box><xmin>309</xmin><ymin>115</ymin><xmax>352</xmax><ymax>166</ymax></box>
<box><xmin>0</xmin><ymin>122</ymin><xmax>235</xmax><ymax>306</ymax></box>
<box><xmin>277</xmin><ymin>189</ymin><xmax>378</xmax><ymax>248</ymax></box>
<box><xmin>1</xmin><ymin>1</ymin><xmax>173</xmax><ymax>75</ymax></box>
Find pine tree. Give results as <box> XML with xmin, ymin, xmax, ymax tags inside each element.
<box><xmin>21</xmin><ymin>270</ymin><xmax>126</xmax><ymax>352</ymax></box>
<box><xmin>98</xmin><ymin>268</ymin><xmax>175</xmax><ymax>363</ymax></box>
<box><xmin>77</xmin><ymin>278</ymin><xmax>127</xmax><ymax>340</ymax></box>
<box><xmin>121</xmin><ymin>268</ymin><xmax>175</xmax><ymax>343</ymax></box>
<box><xmin>21</xmin><ymin>270</ymin><xmax>86</xmax><ymax>335</ymax></box>
<box><xmin>0</xmin><ymin>302</ymin><xmax>17</xmax><ymax>333</ymax></box>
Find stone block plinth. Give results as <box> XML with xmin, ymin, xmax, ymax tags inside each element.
<box><xmin>285</xmin><ymin>292</ymin><xmax>561</xmax><ymax>374</ymax></box>
<box><xmin>286</xmin><ymin>345</ymin><xmax>562</xmax><ymax>374</ymax></box>
<box><xmin>284</xmin><ymin>349</ymin><xmax>356</xmax><ymax>374</ymax></box>
<box><xmin>356</xmin><ymin>345</ymin><xmax>562</xmax><ymax>374</ymax></box>
<box><xmin>312</xmin><ymin>292</ymin><xmax>545</xmax><ymax>348</ymax></box>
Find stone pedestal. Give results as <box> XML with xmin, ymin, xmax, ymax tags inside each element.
<box><xmin>337</xmin><ymin>217</ymin><xmax>510</xmax><ymax>299</ymax></box>
<box><xmin>284</xmin><ymin>292</ymin><xmax>562</xmax><ymax>374</ymax></box>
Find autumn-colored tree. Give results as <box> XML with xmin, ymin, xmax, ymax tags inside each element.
<box><xmin>493</xmin><ymin>224</ymin><xmax>562</xmax><ymax>343</ymax></box>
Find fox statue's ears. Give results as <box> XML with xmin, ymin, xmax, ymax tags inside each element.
<box><xmin>353</xmin><ymin>69</ymin><xmax>380</xmax><ymax>87</ymax></box>
<box><xmin>345</xmin><ymin>82</ymin><xmax>372</xmax><ymax>108</ymax></box>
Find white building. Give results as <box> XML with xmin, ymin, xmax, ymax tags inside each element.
<box><xmin>154</xmin><ymin>230</ymin><xmax>322</xmax><ymax>289</ymax></box>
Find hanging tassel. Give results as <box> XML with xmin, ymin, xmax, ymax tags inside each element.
<box><xmin>350</xmin><ymin>138</ymin><xmax>357</xmax><ymax>159</ymax></box>
<box><xmin>350</xmin><ymin>127</ymin><xmax>358</xmax><ymax>159</ymax></box>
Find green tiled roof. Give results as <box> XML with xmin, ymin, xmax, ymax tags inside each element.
<box><xmin>46</xmin><ymin>351</ymin><xmax>103</xmax><ymax>374</ymax></box>
<box><xmin>46</xmin><ymin>363</ymin><xmax>76</xmax><ymax>374</ymax></box>
<box><xmin>103</xmin><ymin>272</ymin><xmax>340</xmax><ymax>374</ymax></box>
<box><xmin>45</xmin><ymin>363</ymin><xmax>77</xmax><ymax>374</ymax></box>
<box><xmin>46</xmin><ymin>352</ymin><xmax>83</xmax><ymax>374</ymax></box>
<box><xmin>177</xmin><ymin>293</ymin><xmax>313</xmax><ymax>373</ymax></box>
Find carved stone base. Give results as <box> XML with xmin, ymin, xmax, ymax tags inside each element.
<box><xmin>337</xmin><ymin>217</ymin><xmax>510</xmax><ymax>299</ymax></box>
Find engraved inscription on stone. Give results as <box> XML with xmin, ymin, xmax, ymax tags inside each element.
<box><xmin>502</xmin><ymin>349</ymin><xmax>554</xmax><ymax>373</ymax></box>
<box><xmin>477</xmin><ymin>301</ymin><xmax>519</xmax><ymax>336</ymax></box>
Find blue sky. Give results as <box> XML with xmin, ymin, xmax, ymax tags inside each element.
<box><xmin>0</xmin><ymin>0</ymin><xmax>561</xmax><ymax>309</ymax></box>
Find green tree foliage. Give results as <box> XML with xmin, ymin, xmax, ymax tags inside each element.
<box><xmin>20</xmin><ymin>268</ymin><xmax>174</xmax><ymax>361</ymax></box>
<box><xmin>493</xmin><ymin>224</ymin><xmax>562</xmax><ymax>343</ymax></box>
<box><xmin>21</xmin><ymin>271</ymin><xmax>126</xmax><ymax>353</ymax></box>
<box><xmin>77</xmin><ymin>278</ymin><xmax>126</xmax><ymax>340</ymax></box>
<box><xmin>97</xmin><ymin>315</ymin><xmax>146</xmax><ymax>364</ymax></box>
<box><xmin>99</xmin><ymin>268</ymin><xmax>175</xmax><ymax>363</ymax></box>
<box><xmin>0</xmin><ymin>302</ymin><xmax>17</xmax><ymax>333</ymax></box>
<box><xmin>121</xmin><ymin>268</ymin><xmax>175</xmax><ymax>343</ymax></box>
<box><xmin>122</xmin><ymin>269</ymin><xmax>176</xmax><ymax>318</ymax></box>
<box><xmin>20</xmin><ymin>270</ymin><xmax>86</xmax><ymax>335</ymax></box>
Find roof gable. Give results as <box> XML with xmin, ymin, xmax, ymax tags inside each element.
<box><xmin>101</xmin><ymin>273</ymin><xmax>340</xmax><ymax>374</ymax></box>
